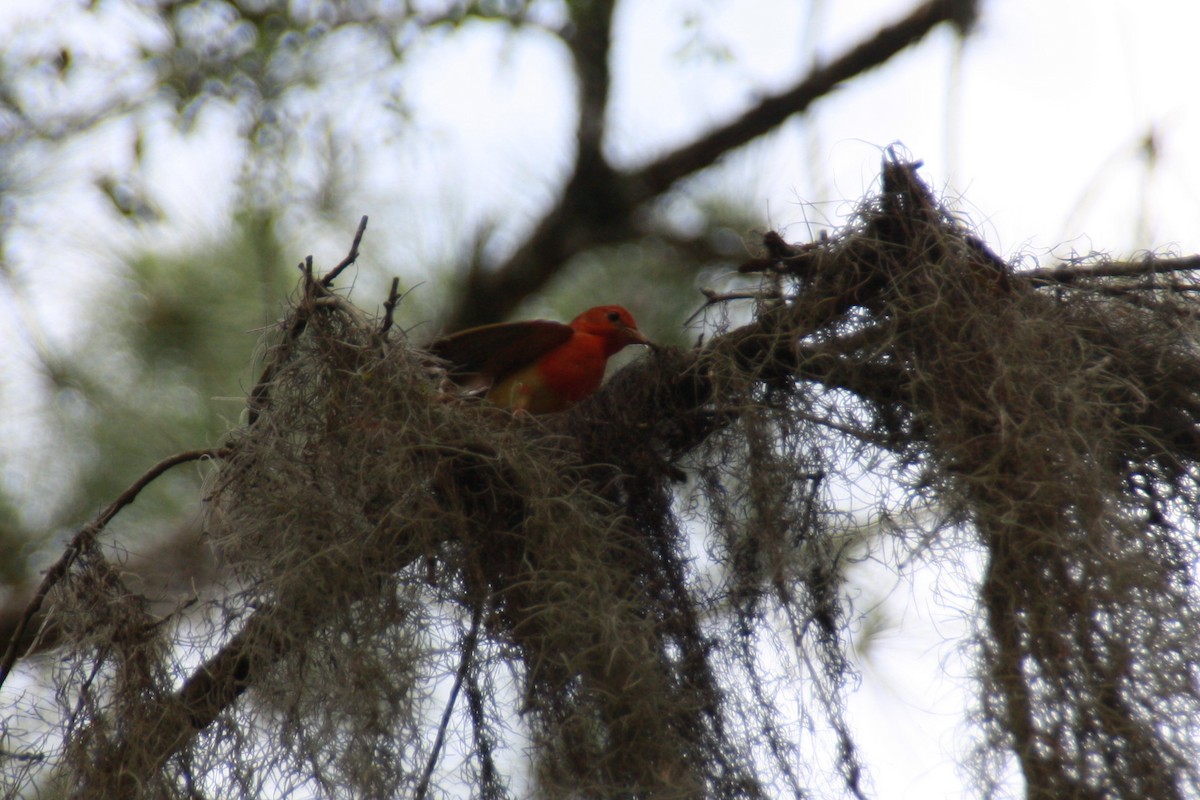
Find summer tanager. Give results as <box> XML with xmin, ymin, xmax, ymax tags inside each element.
<box><xmin>432</xmin><ymin>305</ymin><xmax>650</xmax><ymax>414</ymax></box>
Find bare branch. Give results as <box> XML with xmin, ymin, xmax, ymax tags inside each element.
<box><xmin>0</xmin><ymin>518</ymin><xmax>215</xmax><ymax>667</ymax></box>
<box><xmin>247</xmin><ymin>220</ymin><xmax>369</xmax><ymax>424</ymax></box>
<box><xmin>450</xmin><ymin>3</ymin><xmax>622</xmax><ymax>331</ymax></box>
<box><xmin>637</xmin><ymin>0</ymin><xmax>976</xmax><ymax>198</ymax></box>
<box><xmin>379</xmin><ymin>277</ymin><xmax>402</xmax><ymax>336</ymax></box>
<box><xmin>0</xmin><ymin>448</ymin><xmax>225</xmax><ymax>693</ymax></box>
<box><xmin>684</xmin><ymin>288</ymin><xmax>780</xmax><ymax>326</ymax></box>
<box><xmin>415</xmin><ymin>607</ymin><xmax>482</xmax><ymax>800</ymax></box>
<box><xmin>1024</xmin><ymin>255</ymin><xmax>1200</xmax><ymax>286</ymax></box>
<box><xmin>446</xmin><ymin>0</ymin><xmax>974</xmax><ymax>330</ymax></box>
<box><xmin>322</xmin><ymin>215</ymin><xmax>369</xmax><ymax>288</ymax></box>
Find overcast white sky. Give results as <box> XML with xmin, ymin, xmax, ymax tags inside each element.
<box><xmin>615</xmin><ymin>0</ymin><xmax>1200</xmax><ymax>261</ymax></box>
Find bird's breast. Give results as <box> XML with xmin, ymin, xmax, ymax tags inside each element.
<box><xmin>486</xmin><ymin>335</ymin><xmax>609</xmax><ymax>414</ymax></box>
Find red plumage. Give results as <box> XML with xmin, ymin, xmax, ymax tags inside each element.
<box><xmin>431</xmin><ymin>305</ymin><xmax>649</xmax><ymax>414</ymax></box>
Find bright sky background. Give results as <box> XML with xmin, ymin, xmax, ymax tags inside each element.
<box><xmin>614</xmin><ymin>0</ymin><xmax>1200</xmax><ymax>262</ymax></box>
<box><xmin>3</xmin><ymin>1</ymin><xmax>1200</xmax><ymax>797</ymax></box>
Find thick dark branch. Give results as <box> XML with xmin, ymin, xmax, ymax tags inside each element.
<box><xmin>445</xmin><ymin>0</ymin><xmax>973</xmax><ymax>331</ymax></box>
<box><xmin>447</xmin><ymin>156</ymin><xmax>634</xmax><ymax>332</ymax></box>
<box><xmin>636</xmin><ymin>0</ymin><xmax>976</xmax><ymax>199</ymax></box>
<box><xmin>566</xmin><ymin>0</ymin><xmax>614</xmax><ymax>156</ymax></box>
<box><xmin>450</xmin><ymin>3</ymin><xmax>622</xmax><ymax>331</ymax></box>
<box><xmin>99</xmin><ymin>610</ymin><xmax>289</xmax><ymax>800</ymax></box>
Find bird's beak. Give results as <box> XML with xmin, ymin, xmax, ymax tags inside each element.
<box><xmin>622</xmin><ymin>325</ymin><xmax>651</xmax><ymax>347</ymax></box>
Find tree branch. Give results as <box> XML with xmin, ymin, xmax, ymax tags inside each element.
<box><xmin>636</xmin><ymin>0</ymin><xmax>976</xmax><ymax>198</ymax></box>
<box><xmin>0</xmin><ymin>518</ymin><xmax>215</xmax><ymax>670</ymax></box>
<box><xmin>379</xmin><ymin>277</ymin><xmax>402</xmax><ymax>336</ymax></box>
<box><xmin>445</xmin><ymin>0</ymin><xmax>975</xmax><ymax>331</ymax></box>
<box><xmin>85</xmin><ymin>175</ymin><xmax>1200</xmax><ymax>790</ymax></box>
<box><xmin>451</xmin><ymin>1</ymin><xmax>622</xmax><ymax>331</ymax></box>
<box><xmin>321</xmin><ymin>214</ymin><xmax>369</xmax><ymax>288</ymax></box>
<box><xmin>247</xmin><ymin>218</ymin><xmax>369</xmax><ymax>424</ymax></box>
<box><xmin>98</xmin><ymin>609</ymin><xmax>290</xmax><ymax>800</ymax></box>
<box><xmin>1024</xmin><ymin>255</ymin><xmax>1200</xmax><ymax>286</ymax></box>
<box><xmin>415</xmin><ymin>606</ymin><xmax>482</xmax><ymax>800</ymax></box>
<box><xmin>0</xmin><ymin>448</ymin><xmax>225</xmax><ymax>694</ymax></box>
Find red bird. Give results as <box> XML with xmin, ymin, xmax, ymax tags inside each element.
<box><xmin>431</xmin><ymin>305</ymin><xmax>650</xmax><ymax>414</ymax></box>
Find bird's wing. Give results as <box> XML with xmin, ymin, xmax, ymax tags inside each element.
<box><xmin>429</xmin><ymin>319</ymin><xmax>574</xmax><ymax>384</ymax></box>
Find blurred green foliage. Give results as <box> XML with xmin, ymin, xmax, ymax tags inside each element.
<box><xmin>4</xmin><ymin>213</ymin><xmax>290</xmax><ymax>570</ymax></box>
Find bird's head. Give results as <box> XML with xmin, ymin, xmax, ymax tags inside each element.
<box><xmin>570</xmin><ymin>305</ymin><xmax>651</xmax><ymax>355</ymax></box>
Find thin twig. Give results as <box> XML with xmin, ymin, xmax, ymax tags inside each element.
<box><xmin>415</xmin><ymin>605</ymin><xmax>483</xmax><ymax>800</ymax></box>
<box><xmin>0</xmin><ymin>747</ymin><xmax>46</xmax><ymax>763</ymax></box>
<box><xmin>0</xmin><ymin>447</ymin><xmax>226</xmax><ymax>693</ymax></box>
<box><xmin>464</xmin><ymin>665</ymin><xmax>504</xmax><ymax>799</ymax></box>
<box><xmin>379</xmin><ymin>277</ymin><xmax>402</xmax><ymax>336</ymax></box>
<box><xmin>321</xmin><ymin>215</ymin><xmax>369</xmax><ymax>288</ymax></box>
<box><xmin>685</xmin><ymin>289</ymin><xmax>779</xmax><ymax>326</ymax></box>
<box><xmin>247</xmin><ymin>219</ymin><xmax>370</xmax><ymax>425</ymax></box>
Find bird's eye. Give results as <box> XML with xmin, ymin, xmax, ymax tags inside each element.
<box><xmin>607</xmin><ymin>310</ymin><xmax>621</xmax><ymax>323</ymax></box>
